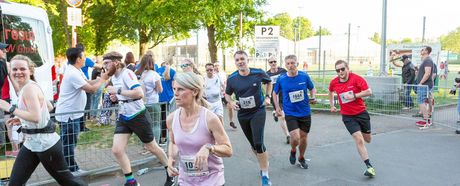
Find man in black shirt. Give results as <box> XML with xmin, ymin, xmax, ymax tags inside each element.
<box><xmin>392</xmin><ymin>55</ymin><xmax>415</xmax><ymax>109</ymax></box>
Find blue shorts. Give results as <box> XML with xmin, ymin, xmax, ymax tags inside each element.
<box><xmin>416</xmin><ymin>86</ymin><xmax>430</xmax><ymax>104</ymax></box>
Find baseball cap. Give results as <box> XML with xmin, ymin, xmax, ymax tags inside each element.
<box><xmin>0</xmin><ymin>42</ymin><xmax>9</xmax><ymax>49</ymax></box>
<box><xmin>401</xmin><ymin>55</ymin><xmax>410</xmax><ymax>61</ymax></box>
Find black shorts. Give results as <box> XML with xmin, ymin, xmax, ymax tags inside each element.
<box><xmin>285</xmin><ymin>115</ymin><xmax>311</xmax><ymax>133</ymax></box>
<box><xmin>115</xmin><ymin>110</ymin><xmax>154</xmax><ymax>143</ymax></box>
<box><xmin>341</xmin><ymin>110</ymin><xmax>371</xmax><ymax>135</ymax></box>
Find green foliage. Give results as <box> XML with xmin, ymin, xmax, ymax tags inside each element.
<box><xmin>441</xmin><ymin>27</ymin><xmax>460</xmax><ymax>53</ymax></box>
<box><xmin>369</xmin><ymin>32</ymin><xmax>380</xmax><ymax>44</ymax></box>
<box><xmin>197</xmin><ymin>0</ymin><xmax>267</xmax><ymax>63</ymax></box>
<box><xmin>266</xmin><ymin>13</ymin><xmax>314</xmax><ymax>40</ymax></box>
<box><xmin>314</xmin><ymin>27</ymin><xmax>332</xmax><ymax>36</ymax></box>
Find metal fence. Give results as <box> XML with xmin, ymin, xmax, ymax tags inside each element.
<box><xmin>0</xmin><ymin>102</ymin><xmax>172</xmax><ymax>185</ymax></box>
<box><xmin>310</xmin><ymin>82</ymin><xmax>460</xmax><ymax>132</ymax></box>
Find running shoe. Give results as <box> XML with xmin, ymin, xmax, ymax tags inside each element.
<box><xmin>364</xmin><ymin>167</ymin><xmax>376</xmax><ymax>177</ymax></box>
<box><xmin>229</xmin><ymin>121</ymin><xmax>237</xmax><ymax>129</ymax></box>
<box><xmin>416</xmin><ymin>120</ymin><xmax>426</xmax><ymax>126</ymax></box>
<box><xmin>286</xmin><ymin>136</ymin><xmax>290</xmax><ymax>144</ymax></box>
<box><xmin>124</xmin><ymin>180</ymin><xmax>140</xmax><ymax>186</ymax></box>
<box><xmin>272</xmin><ymin>112</ymin><xmax>278</xmax><ymax>122</ymax></box>
<box><xmin>289</xmin><ymin>150</ymin><xmax>296</xmax><ymax>165</ymax></box>
<box><xmin>261</xmin><ymin>175</ymin><xmax>272</xmax><ymax>186</ymax></box>
<box><xmin>298</xmin><ymin>158</ymin><xmax>309</xmax><ymax>169</ymax></box>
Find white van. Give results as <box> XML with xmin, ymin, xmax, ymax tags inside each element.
<box><xmin>0</xmin><ymin>1</ymin><xmax>54</xmax><ymax>103</ymax></box>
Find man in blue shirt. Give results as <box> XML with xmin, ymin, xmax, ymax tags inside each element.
<box><xmin>225</xmin><ymin>50</ymin><xmax>273</xmax><ymax>186</ymax></box>
<box><xmin>273</xmin><ymin>54</ymin><xmax>316</xmax><ymax>169</ymax></box>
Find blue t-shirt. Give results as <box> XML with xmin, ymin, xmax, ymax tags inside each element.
<box><xmin>157</xmin><ymin>66</ymin><xmax>176</xmax><ymax>102</ymax></box>
<box><xmin>81</xmin><ymin>57</ymin><xmax>95</xmax><ymax>79</ymax></box>
<box><xmin>274</xmin><ymin>71</ymin><xmax>314</xmax><ymax>117</ymax></box>
<box><xmin>226</xmin><ymin>68</ymin><xmax>271</xmax><ymax>118</ymax></box>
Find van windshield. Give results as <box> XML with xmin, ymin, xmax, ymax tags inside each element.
<box><xmin>3</xmin><ymin>14</ymin><xmax>48</xmax><ymax>67</ymax></box>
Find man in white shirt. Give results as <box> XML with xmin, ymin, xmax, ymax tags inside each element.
<box><xmin>204</xmin><ymin>63</ymin><xmax>225</xmax><ymax>123</ymax></box>
<box><xmin>55</xmin><ymin>47</ymin><xmax>111</xmax><ymax>174</ymax></box>
<box><xmin>214</xmin><ymin>62</ymin><xmax>237</xmax><ymax>129</ymax></box>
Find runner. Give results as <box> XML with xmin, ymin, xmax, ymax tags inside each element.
<box><xmin>0</xmin><ymin>55</ymin><xmax>86</xmax><ymax>185</ymax></box>
<box><xmin>273</xmin><ymin>55</ymin><xmax>316</xmax><ymax>169</ymax></box>
<box><xmin>328</xmin><ymin>60</ymin><xmax>376</xmax><ymax>177</ymax></box>
<box><xmin>103</xmin><ymin>51</ymin><xmax>174</xmax><ymax>186</ymax></box>
<box><xmin>266</xmin><ymin>56</ymin><xmax>290</xmax><ymax>144</ymax></box>
<box><xmin>166</xmin><ymin>72</ymin><xmax>232</xmax><ymax>186</ymax></box>
<box><xmin>203</xmin><ymin>63</ymin><xmax>225</xmax><ymax>124</ymax></box>
<box><xmin>214</xmin><ymin>61</ymin><xmax>237</xmax><ymax>129</ymax></box>
<box><xmin>225</xmin><ymin>50</ymin><xmax>273</xmax><ymax>186</ymax></box>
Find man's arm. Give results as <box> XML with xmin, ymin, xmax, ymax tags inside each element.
<box><xmin>355</xmin><ymin>88</ymin><xmax>372</xmax><ymax>98</ymax></box>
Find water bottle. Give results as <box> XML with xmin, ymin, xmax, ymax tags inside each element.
<box><xmin>137</xmin><ymin>168</ymin><xmax>149</xmax><ymax>176</ymax></box>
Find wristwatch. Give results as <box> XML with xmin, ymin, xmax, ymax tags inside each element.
<box><xmin>265</xmin><ymin>95</ymin><xmax>271</xmax><ymax>99</ymax></box>
<box><xmin>9</xmin><ymin>104</ymin><xmax>17</xmax><ymax>114</ymax></box>
<box><xmin>205</xmin><ymin>143</ymin><xmax>214</xmax><ymax>153</ymax></box>
<box><xmin>117</xmin><ymin>88</ymin><xmax>122</xmax><ymax>95</ymax></box>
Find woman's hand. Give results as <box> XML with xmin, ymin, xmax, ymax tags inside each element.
<box><xmin>194</xmin><ymin>145</ymin><xmax>210</xmax><ymax>171</ymax></box>
<box><xmin>6</xmin><ymin>118</ymin><xmax>21</xmax><ymax>126</ymax></box>
<box><xmin>167</xmin><ymin>158</ymin><xmax>179</xmax><ymax>177</ymax></box>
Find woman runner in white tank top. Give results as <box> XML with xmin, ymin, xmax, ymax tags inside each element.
<box><xmin>166</xmin><ymin>72</ymin><xmax>232</xmax><ymax>186</ymax></box>
<box><xmin>0</xmin><ymin>55</ymin><xmax>86</xmax><ymax>185</ymax></box>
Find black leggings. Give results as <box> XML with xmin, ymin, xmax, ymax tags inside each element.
<box><xmin>238</xmin><ymin>109</ymin><xmax>267</xmax><ymax>153</ymax></box>
<box><xmin>9</xmin><ymin>139</ymin><xmax>87</xmax><ymax>186</ymax></box>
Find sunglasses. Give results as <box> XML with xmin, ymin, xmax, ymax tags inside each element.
<box><xmin>180</xmin><ymin>63</ymin><xmax>190</xmax><ymax>69</ymax></box>
<box><xmin>269</xmin><ymin>61</ymin><xmax>276</xmax><ymax>64</ymax></box>
<box><xmin>335</xmin><ymin>67</ymin><xmax>346</xmax><ymax>73</ymax></box>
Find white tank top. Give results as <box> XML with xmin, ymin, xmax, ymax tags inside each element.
<box><xmin>18</xmin><ymin>81</ymin><xmax>60</xmax><ymax>152</ymax></box>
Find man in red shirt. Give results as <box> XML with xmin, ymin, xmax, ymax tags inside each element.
<box><xmin>328</xmin><ymin>60</ymin><xmax>375</xmax><ymax>177</ymax></box>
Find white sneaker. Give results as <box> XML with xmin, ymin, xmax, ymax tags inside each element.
<box><xmin>71</xmin><ymin>169</ymin><xmax>88</xmax><ymax>176</ymax></box>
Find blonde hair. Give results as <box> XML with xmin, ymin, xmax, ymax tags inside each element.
<box><xmin>174</xmin><ymin>72</ymin><xmax>209</xmax><ymax>108</ymax></box>
<box><xmin>183</xmin><ymin>58</ymin><xmax>201</xmax><ymax>75</ymax></box>
<box><xmin>163</xmin><ymin>58</ymin><xmax>173</xmax><ymax>81</ymax></box>
<box><xmin>11</xmin><ymin>55</ymin><xmax>36</xmax><ymax>81</ymax></box>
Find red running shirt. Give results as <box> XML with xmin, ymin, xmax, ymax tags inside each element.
<box><xmin>328</xmin><ymin>72</ymin><xmax>369</xmax><ymax>116</ymax></box>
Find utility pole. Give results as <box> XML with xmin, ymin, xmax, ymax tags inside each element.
<box><xmin>379</xmin><ymin>0</ymin><xmax>388</xmax><ymax>76</ymax></box>
<box><xmin>347</xmin><ymin>23</ymin><xmax>351</xmax><ymax>63</ymax></box>
<box><xmin>422</xmin><ymin>16</ymin><xmax>426</xmax><ymax>43</ymax></box>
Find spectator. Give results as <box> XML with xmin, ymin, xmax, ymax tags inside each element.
<box><xmin>76</xmin><ymin>43</ymin><xmax>96</xmax><ymax>132</ymax></box>
<box><xmin>136</xmin><ymin>54</ymin><xmax>163</xmax><ymax>144</ymax></box>
<box><xmin>90</xmin><ymin>56</ymin><xmax>105</xmax><ymax>120</ymax></box>
<box><xmin>392</xmin><ymin>55</ymin><xmax>415</xmax><ymax>109</ymax></box>
<box><xmin>55</xmin><ymin>47</ymin><xmax>111</xmax><ymax>174</ymax></box>
<box><xmin>157</xmin><ymin>59</ymin><xmax>176</xmax><ymax>144</ymax></box>
<box><xmin>125</xmin><ymin>52</ymin><xmax>136</xmax><ymax>72</ymax></box>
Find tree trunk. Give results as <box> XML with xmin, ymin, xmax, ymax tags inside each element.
<box><xmin>207</xmin><ymin>25</ymin><xmax>218</xmax><ymax>63</ymax></box>
<box><xmin>139</xmin><ymin>28</ymin><xmax>148</xmax><ymax>56</ymax></box>
<box><xmin>58</xmin><ymin>1</ymin><xmax>71</xmax><ymax>47</ymax></box>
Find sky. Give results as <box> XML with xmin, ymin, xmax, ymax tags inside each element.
<box><xmin>264</xmin><ymin>0</ymin><xmax>460</xmax><ymax>41</ymax></box>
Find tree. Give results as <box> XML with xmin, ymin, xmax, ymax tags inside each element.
<box><xmin>293</xmin><ymin>16</ymin><xmax>314</xmax><ymax>40</ymax></box>
<box><xmin>441</xmin><ymin>27</ymin><xmax>460</xmax><ymax>53</ymax></box>
<box><xmin>370</xmin><ymin>32</ymin><xmax>380</xmax><ymax>44</ymax></box>
<box><xmin>400</xmin><ymin>38</ymin><xmax>413</xmax><ymax>43</ymax></box>
<box><xmin>267</xmin><ymin>13</ymin><xmax>293</xmax><ymax>40</ymax></box>
<box><xmin>314</xmin><ymin>27</ymin><xmax>332</xmax><ymax>36</ymax></box>
<box><xmin>115</xmin><ymin>0</ymin><xmax>199</xmax><ymax>56</ymax></box>
<box><xmin>197</xmin><ymin>0</ymin><xmax>267</xmax><ymax>63</ymax></box>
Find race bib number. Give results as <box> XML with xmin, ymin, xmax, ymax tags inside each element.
<box><xmin>180</xmin><ymin>155</ymin><xmax>209</xmax><ymax>177</ymax></box>
<box><xmin>339</xmin><ymin>90</ymin><xmax>355</xmax><ymax>104</ymax></box>
<box><xmin>270</xmin><ymin>75</ymin><xmax>280</xmax><ymax>84</ymax></box>
<box><xmin>289</xmin><ymin>90</ymin><xmax>304</xmax><ymax>103</ymax></box>
<box><xmin>239</xmin><ymin>96</ymin><xmax>256</xmax><ymax>109</ymax></box>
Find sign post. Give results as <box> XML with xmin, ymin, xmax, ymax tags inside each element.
<box><xmin>254</xmin><ymin>26</ymin><xmax>280</xmax><ymax>60</ymax></box>
<box><xmin>66</xmin><ymin>0</ymin><xmax>83</xmax><ymax>47</ymax></box>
